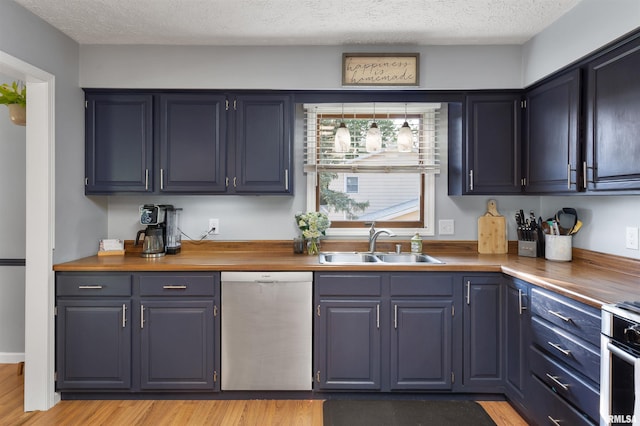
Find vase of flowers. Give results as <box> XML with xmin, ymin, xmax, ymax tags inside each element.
<box><xmin>295</xmin><ymin>211</ymin><xmax>330</xmax><ymax>255</ymax></box>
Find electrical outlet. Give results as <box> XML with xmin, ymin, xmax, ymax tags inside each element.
<box><xmin>439</xmin><ymin>219</ymin><xmax>455</xmax><ymax>235</ymax></box>
<box><xmin>208</xmin><ymin>218</ymin><xmax>220</xmax><ymax>235</ymax></box>
<box><xmin>626</xmin><ymin>226</ymin><xmax>638</xmax><ymax>250</ymax></box>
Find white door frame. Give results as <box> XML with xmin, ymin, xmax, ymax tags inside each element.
<box><xmin>0</xmin><ymin>50</ymin><xmax>57</xmax><ymax>411</ymax></box>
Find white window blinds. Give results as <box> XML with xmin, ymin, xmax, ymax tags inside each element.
<box><xmin>303</xmin><ymin>103</ymin><xmax>442</xmax><ymax>174</ymax></box>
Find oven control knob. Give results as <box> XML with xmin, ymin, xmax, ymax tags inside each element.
<box><xmin>624</xmin><ymin>325</ymin><xmax>640</xmax><ymax>344</ymax></box>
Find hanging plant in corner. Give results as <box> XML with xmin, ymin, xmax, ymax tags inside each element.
<box><xmin>0</xmin><ymin>81</ymin><xmax>26</xmax><ymax>126</ymax></box>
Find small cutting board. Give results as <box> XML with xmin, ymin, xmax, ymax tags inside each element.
<box><xmin>477</xmin><ymin>199</ymin><xmax>507</xmax><ymax>254</ymax></box>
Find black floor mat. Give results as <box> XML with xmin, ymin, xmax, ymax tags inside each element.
<box><xmin>323</xmin><ymin>400</ymin><xmax>497</xmax><ymax>426</ymax></box>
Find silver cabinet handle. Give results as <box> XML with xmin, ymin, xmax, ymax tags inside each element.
<box><xmin>583</xmin><ymin>161</ymin><xmax>588</xmax><ymax>189</ymax></box>
<box><xmin>466</xmin><ymin>281</ymin><xmax>471</xmax><ymax>305</ymax></box>
<box><xmin>548</xmin><ymin>310</ymin><xmax>572</xmax><ymax>323</ymax></box>
<box><xmin>545</xmin><ymin>373</ymin><xmax>569</xmax><ymax>391</ymax></box>
<box><xmin>233</xmin><ymin>177</ymin><xmax>237</xmax><ymax>188</ymax></box>
<box><xmin>394</xmin><ymin>305</ymin><xmax>398</xmax><ymax>329</ymax></box>
<box><xmin>78</xmin><ymin>285</ymin><xmax>103</xmax><ymax>289</ymax></box>
<box><xmin>376</xmin><ymin>304</ymin><xmax>380</xmax><ymax>329</ymax></box>
<box><xmin>225</xmin><ymin>177</ymin><xmax>229</xmax><ymax>187</ymax></box>
<box><xmin>548</xmin><ymin>341</ymin><xmax>571</xmax><ymax>356</ymax></box>
<box><xmin>160</xmin><ymin>168</ymin><xmax>164</xmax><ymax>190</ymax></box>
<box><xmin>567</xmin><ymin>163</ymin><xmax>571</xmax><ymax>189</ymax></box>
<box><xmin>140</xmin><ymin>305</ymin><xmax>145</xmax><ymax>329</ymax></box>
<box><xmin>547</xmin><ymin>416</ymin><xmax>562</xmax><ymax>426</ymax></box>
<box><xmin>518</xmin><ymin>289</ymin><xmax>527</xmax><ymax>315</ymax></box>
<box><xmin>163</xmin><ymin>285</ymin><xmax>187</xmax><ymax>289</ymax></box>
<box><xmin>145</xmin><ymin>169</ymin><xmax>149</xmax><ymax>190</ymax></box>
<box><xmin>122</xmin><ymin>304</ymin><xmax>127</xmax><ymax>328</ymax></box>
<box><xmin>469</xmin><ymin>170</ymin><xmax>474</xmax><ymax>191</ymax></box>
<box><xmin>284</xmin><ymin>169</ymin><xmax>289</xmax><ymax>191</ymax></box>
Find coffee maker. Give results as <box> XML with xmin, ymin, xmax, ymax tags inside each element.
<box><xmin>135</xmin><ymin>204</ymin><xmax>182</xmax><ymax>257</ymax></box>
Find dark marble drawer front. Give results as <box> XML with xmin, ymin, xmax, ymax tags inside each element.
<box><xmin>530</xmin><ymin>317</ymin><xmax>600</xmax><ymax>384</ymax></box>
<box><xmin>531</xmin><ymin>287</ymin><xmax>600</xmax><ymax>347</ymax></box>
<box><xmin>138</xmin><ymin>273</ymin><xmax>216</xmax><ymax>297</ymax></box>
<box><xmin>530</xmin><ymin>346</ymin><xmax>599</xmax><ymax>422</ymax></box>
<box><xmin>56</xmin><ymin>273</ymin><xmax>132</xmax><ymax>296</ymax></box>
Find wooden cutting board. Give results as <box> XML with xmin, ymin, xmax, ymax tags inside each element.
<box><xmin>477</xmin><ymin>199</ymin><xmax>507</xmax><ymax>254</ymax></box>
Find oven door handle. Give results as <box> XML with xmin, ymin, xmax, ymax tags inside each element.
<box><xmin>607</xmin><ymin>342</ymin><xmax>637</xmax><ymax>365</ymax></box>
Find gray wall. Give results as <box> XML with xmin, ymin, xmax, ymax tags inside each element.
<box><xmin>0</xmin><ymin>72</ymin><xmax>26</xmax><ymax>357</ymax></box>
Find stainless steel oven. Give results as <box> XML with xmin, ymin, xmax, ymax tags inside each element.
<box><xmin>601</xmin><ymin>303</ymin><xmax>640</xmax><ymax>426</ymax></box>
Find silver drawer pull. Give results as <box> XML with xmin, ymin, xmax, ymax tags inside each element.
<box><xmin>548</xmin><ymin>310</ymin><xmax>572</xmax><ymax>323</ymax></box>
<box><xmin>78</xmin><ymin>285</ymin><xmax>103</xmax><ymax>289</ymax></box>
<box><xmin>547</xmin><ymin>416</ymin><xmax>562</xmax><ymax>426</ymax></box>
<box><xmin>163</xmin><ymin>285</ymin><xmax>188</xmax><ymax>289</ymax></box>
<box><xmin>548</xmin><ymin>341</ymin><xmax>571</xmax><ymax>356</ymax></box>
<box><xmin>545</xmin><ymin>373</ymin><xmax>569</xmax><ymax>391</ymax></box>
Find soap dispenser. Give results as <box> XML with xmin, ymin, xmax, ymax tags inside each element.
<box><xmin>410</xmin><ymin>232</ymin><xmax>422</xmax><ymax>253</ymax></box>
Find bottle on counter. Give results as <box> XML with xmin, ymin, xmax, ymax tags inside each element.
<box><xmin>410</xmin><ymin>232</ymin><xmax>422</xmax><ymax>253</ymax></box>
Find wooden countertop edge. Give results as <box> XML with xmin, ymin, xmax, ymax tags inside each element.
<box><xmin>54</xmin><ymin>240</ymin><xmax>640</xmax><ymax>309</ymax></box>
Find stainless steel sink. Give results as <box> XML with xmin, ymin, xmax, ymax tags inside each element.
<box><xmin>375</xmin><ymin>253</ymin><xmax>444</xmax><ymax>264</ymax></box>
<box><xmin>318</xmin><ymin>252</ymin><xmax>443</xmax><ymax>265</ymax></box>
<box><xmin>318</xmin><ymin>252</ymin><xmax>382</xmax><ymax>264</ymax></box>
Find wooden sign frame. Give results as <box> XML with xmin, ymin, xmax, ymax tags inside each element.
<box><xmin>342</xmin><ymin>53</ymin><xmax>420</xmax><ymax>86</ymax></box>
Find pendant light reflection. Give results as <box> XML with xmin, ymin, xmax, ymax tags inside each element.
<box><xmin>396</xmin><ymin>103</ymin><xmax>413</xmax><ymax>152</ymax></box>
<box><xmin>365</xmin><ymin>103</ymin><xmax>382</xmax><ymax>152</ymax></box>
<box><xmin>334</xmin><ymin>104</ymin><xmax>351</xmax><ymax>153</ymax></box>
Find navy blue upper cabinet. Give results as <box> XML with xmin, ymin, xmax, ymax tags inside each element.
<box><xmin>231</xmin><ymin>94</ymin><xmax>292</xmax><ymax>194</ymax></box>
<box><xmin>159</xmin><ymin>94</ymin><xmax>227</xmax><ymax>193</ymax></box>
<box><xmin>85</xmin><ymin>93</ymin><xmax>154</xmax><ymax>194</ymax></box>
<box><xmin>523</xmin><ymin>69</ymin><xmax>581</xmax><ymax>193</ymax></box>
<box><xmin>586</xmin><ymin>35</ymin><xmax>640</xmax><ymax>191</ymax></box>
<box><xmin>457</xmin><ymin>94</ymin><xmax>522</xmax><ymax>195</ymax></box>
<box><xmin>85</xmin><ymin>90</ymin><xmax>293</xmax><ymax>195</ymax></box>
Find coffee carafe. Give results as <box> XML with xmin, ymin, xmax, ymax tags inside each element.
<box><xmin>135</xmin><ymin>204</ymin><xmax>168</xmax><ymax>258</ymax></box>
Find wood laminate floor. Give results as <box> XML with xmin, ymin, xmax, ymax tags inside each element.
<box><xmin>0</xmin><ymin>364</ymin><xmax>528</xmax><ymax>425</ymax></box>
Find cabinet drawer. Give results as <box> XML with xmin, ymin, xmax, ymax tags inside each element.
<box><xmin>389</xmin><ymin>273</ymin><xmax>454</xmax><ymax>297</ymax></box>
<box><xmin>530</xmin><ymin>346</ymin><xmax>599</xmax><ymax>422</ymax></box>
<box><xmin>315</xmin><ymin>273</ymin><xmax>383</xmax><ymax>297</ymax></box>
<box><xmin>531</xmin><ymin>287</ymin><xmax>600</xmax><ymax>346</ymax></box>
<box><xmin>529</xmin><ymin>374</ymin><xmax>596</xmax><ymax>426</ymax></box>
<box><xmin>56</xmin><ymin>273</ymin><xmax>131</xmax><ymax>296</ymax></box>
<box><xmin>138</xmin><ymin>274</ymin><xmax>216</xmax><ymax>296</ymax></box>
<box><xmin>531</xmin><ymin>317</ymin><xmax>600</xmax><ymax>383</ymax></box>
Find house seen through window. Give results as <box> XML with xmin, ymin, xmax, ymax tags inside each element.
<box><xmin>304</xmin><ymin>103</ymin><xmax>443</xmax><ymax>233</ymax></box>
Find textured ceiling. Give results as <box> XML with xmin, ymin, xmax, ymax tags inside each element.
<box><xmin>13</xmin><ymin>0</ymin><xmax>582</xmax><ymax>46</ymax></box>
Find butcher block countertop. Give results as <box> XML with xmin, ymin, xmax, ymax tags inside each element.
<box><xmin>53</xmin><ymin>240</ymin><xmax>640</xmax><ymax>309</ymax></box>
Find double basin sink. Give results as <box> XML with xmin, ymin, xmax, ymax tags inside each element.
<box><xmin>318</xmin><ymin>252</ymin><xmax>444</xmax><ymax>265</ymax></box>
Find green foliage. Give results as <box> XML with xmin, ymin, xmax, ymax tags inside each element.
<box><xmin>319</xmin><ymin>172</ymin><xmax>369</xmax><ymax>220</ymax></box>
<box><xmin>0</xmin><ymin>81</ymin><xmax>26</xmax><ymax>106</ymax></box>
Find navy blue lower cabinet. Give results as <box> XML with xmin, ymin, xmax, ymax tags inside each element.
<box><xmin>56</xmin><ymin>299</ymin><xmax>132</xmax><ymax>390</ymax></box>
<box><xmin>504</xmin><ymin>278</ymin><xmax>530</xmax><ymax>410</ymax></box>
<box><xmin>390</xmin><ymin>300</ymin><xmax>453</xmax><ymax>390</ymax></box>
<box><xmin>315</xmin><ymin>299</ymin><xmax>382</xmax><ymax>390</ymax></box>
<box><xmin>463</xmin><ymin>275</ymin><xmax>505</xmax><ymax>391</ymax></box>
<box><xmin>139</xmin><ymin>300</ymin><xmax>216</xmax><ymax>390</ymax></box>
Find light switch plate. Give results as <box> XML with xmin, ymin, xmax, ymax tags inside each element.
<box><xmin>439</xmin><ymin>219</ymin><xmax>455</xmax><ymax>235</ymax></box>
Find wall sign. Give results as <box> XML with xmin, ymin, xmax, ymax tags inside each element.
<box><xmin>342</xmin><ymin>53</ymin><xmax>420</xmax><ymax>86</ymax></box>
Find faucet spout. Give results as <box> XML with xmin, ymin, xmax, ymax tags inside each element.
<box><xmin>368</xmin><ymin>223</ymin><xmax>395</xmax><ymax>252</ymax></box>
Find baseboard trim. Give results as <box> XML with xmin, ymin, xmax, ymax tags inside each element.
<box><xmin>0</xmin><ymin>352</ymin><xmax>25</xmax><ymax>363</ymax></box>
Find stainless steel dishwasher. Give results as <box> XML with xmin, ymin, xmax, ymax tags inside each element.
<box><xmin>221</xmin><ymin>271</ymin><xmax>313</xmax><ymax>390</ymax></box>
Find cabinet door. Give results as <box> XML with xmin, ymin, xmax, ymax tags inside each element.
<box><xmin>464</xmin><ymin>94</ymin><xmax>521</xmax><ymax>194</ymax></box>
<box><xmin>315</xmin><ymin>300</ymin><xmax>381</xmax><ymax>390</ymax></box>
<box><xmin>158</xmin><ymin>93</ymin><xmax>227</xmax><ymax>193</ymax></box>
<box><xmin>463</xmin><ymin>275</ymin><xmax>504</xmax><ymax>390</ymax></box>
<box><xmin>231</xmin><ymin>94</ymin><xmax>292</xmax><ymax>194</ymax></box>
<box><xmin>504</xmin><ymin>278</ymin><xmax>529</xmax><ymax>407</ymax></box>
<box><xmin>56</xmin><ymin>299</ymin><xmax>131</xmax><ymax>390</ymax></box>
<box><xmin>586</xmin><ymin>36</ymin><xmax>640</xmax><ymax>191</ymax></box>
<box><xmin>85</xmin><ymin>93</ymin><xmax>153</xmax><ymax>194</ymax></box>
<box><xmin>390</xmin><ymin>300</ymin><xmax>453</xmax><ymax>390</ymax></box>
<box><xmin>139</xmin><ymin>299</ymin><xmax>216</xmax><ymax>390</ymax></box>
<box><xmin>523</xmin><ymin>69</ymin><xmax>581</xmax><ymax>193</ymax></box>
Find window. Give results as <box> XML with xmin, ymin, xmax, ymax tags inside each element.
<box><xmin>304</xmin><ymin>103</ymin><xmax>444</xmax><ymax>236</ymax></box>
<box><xmin>345</xmin><ymin>176</ymin><xmax>359</xmax><ymax>193</ymax></box>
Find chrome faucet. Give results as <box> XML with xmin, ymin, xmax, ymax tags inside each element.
<box><xmin>368</xmin><ymin>222</ymin><xmax>395</xmax><ymax>252</ymax></box>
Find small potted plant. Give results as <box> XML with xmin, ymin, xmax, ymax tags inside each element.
<box><xmin>0</xmin><ymin>81</ymin><xmax>26</xmax><ymax>126</ymax></box>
